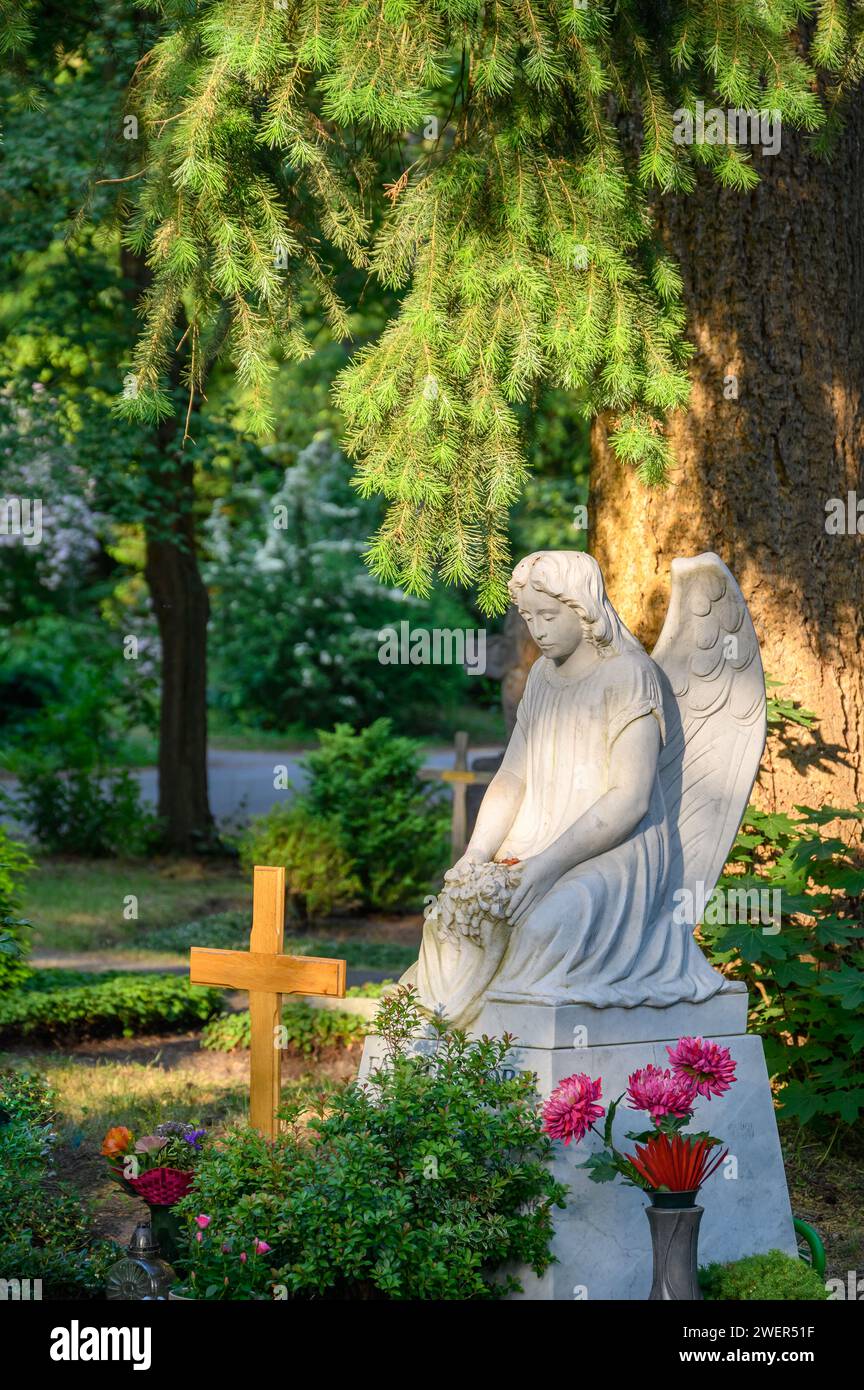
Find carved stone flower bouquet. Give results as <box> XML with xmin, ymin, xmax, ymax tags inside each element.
<box><xmin>413</xmin><ymin>859</ymin><xmax>522</xmax><ymax>1024</ymax></box>
<box><xmin>429</xmin><ymin>859</ymin><xmax>521</xmax><ymax>946</ymax></box>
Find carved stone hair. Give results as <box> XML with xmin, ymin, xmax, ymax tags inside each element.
<box><xmin>508</xmin><ymin>551</ymin><xmax>644</xmax><ymax>659</ymax></box>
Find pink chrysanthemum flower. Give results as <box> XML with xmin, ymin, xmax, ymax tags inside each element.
<box><xmin>542</xmin><ymin>1073</ymin><xmax>604</xmax><ymax>1145</ymax></box>
<box><xmin>626</xmin><ymin>1064</ymin><xmax>697</xmax><ymax>1121</ymax></box>
<box><xmin>667</xmin><ymin>1036</ymin><xmax>737</xmax><ymax>1099</ymax></box>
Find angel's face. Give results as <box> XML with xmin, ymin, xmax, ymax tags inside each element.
<box><xmin>517</xmin><ymin>584</ymin><xmax>584</xmax><ymax>662</ymax></box>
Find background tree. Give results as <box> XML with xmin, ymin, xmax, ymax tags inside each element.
<box><xmin>7</xmin><ymin>3</ymin><xmax>863</xmax><ymax>832</ymax></box>
<box><xmin>0</xmin><ymin>4</ymin><xmax>254</xmax><ymax>848</ymax></box>
<box><xmin>117</xmin><ymin>0</ymin><xmax>864</xmax><ymax>815</ymax></box>
<box><xmin>591</xmin><ymin>102</ymin><xmax>864</xmax><ymax>813</ymax></box>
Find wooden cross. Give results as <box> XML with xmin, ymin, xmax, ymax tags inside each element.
<box><xmin>189</xmin><ymin>865</ymin><xmax>346</xmax><ymax>1139</ymax></box>
<box><xmin>420</xmin><ymin>731</ymin><xmax>495</xmax><ymax>857</ymax></box>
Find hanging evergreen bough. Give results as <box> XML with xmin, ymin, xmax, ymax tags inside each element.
<box><xmin>116</xmin><ymin>1</ymin><xmax>864</xmax><ymax>611</ymax></box>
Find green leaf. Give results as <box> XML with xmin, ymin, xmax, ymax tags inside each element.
<box><xmin>577</xmin><ymin>1150</ymin><xmax>621</xmax><ymax>1184</ymax></box>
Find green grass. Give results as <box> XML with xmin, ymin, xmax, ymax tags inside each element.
<box><xmin>19</xmin><ymin>859</ymin><xmax>420</xmax><ymax>969</ymax></box>
<box><xmin>206</xmin><ymin>713</ymin><xmax>319</xmax><ymax>752</ymax></box>
<box><xmin>21</xmin><ymin>857</ymin><xmax>248</xmax><ymax>953</ymax></box>
<box><xmin>0</xmin><ymin>1055</ymin><xmax>251</xmax><ymax>1150</ymax></box>
<box><xmin>140</xmin><ymin>911</ymin><xmax>417</xmax><ymax>972</ymax></box>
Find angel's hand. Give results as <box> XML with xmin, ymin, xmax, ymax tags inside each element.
<box><xmin>507</xmin><ymin>852</ymin><xmax>560</xmax><ymax>925</ymax></box>
<box><xmin>444</xmin><ymin>846</ymin><xmax>487</xmax><ymax>883</ymax></box>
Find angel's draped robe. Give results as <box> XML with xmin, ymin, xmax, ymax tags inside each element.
<box><xmin>408</xmin><ymin>649</ymin><xmax>728</xmax><ymax>1024</ymax></box>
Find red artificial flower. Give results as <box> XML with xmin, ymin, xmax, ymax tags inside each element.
<box><xmin>626</xmin><ymin>1064</ymin><xmax>697</xmax><ymax>1121</ymax></box>
<box><xmin>667</xmin><ymin>1036</ymin><xmax>737</xmax><ymax>1099</ymax></box>
<box><xmin>627</xmin><ymin>1132</ymin><xmax>727</xmax><ymax>1192</ymax></box>
<box><xmin>542</xmin><ymin>1073</ymin><xmax>605</xmax><ymax>1145</ymax></box>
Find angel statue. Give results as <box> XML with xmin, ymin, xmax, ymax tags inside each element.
<box><xmin>403</xmin><ymin>550</ymin><xmax>766</xmax><ymax>1029</ymax></box>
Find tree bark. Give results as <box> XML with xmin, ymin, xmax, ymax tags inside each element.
<box><xmin>121</xmin><ymin>249</ymin><xmax>214</xmax><ymax>851</ymax></box>
<box><xmin>485</xmin><ymin>605</ymin><xmax>540</xmax><ymax>736</ymax></box>
<box><xmin>590</xmin><ymin>106</ymin><xmax>864</xmax><ymax>816</ymax></box>
<box><xmin>144</xmin><ymin>441</ymin><xmax>214</xmax><ymax>853</ymax></box>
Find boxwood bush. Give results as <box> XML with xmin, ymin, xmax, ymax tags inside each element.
<box><xmin>173</xmin><ymin>987</ymin><xmax>567</xmax><ymax>1300</ymax></box>
<box><xmin>239</xmin><ymin>805</ymin><xmax>362</xmax><ymax>922</ymax></box>
<box><xmin>700</xmin><ymin>1250</ymin><xmax>829</xmax><ymax>1300</ymax></box>
<box><xmin>0</xmin><ymin>826</ymin><xmax>33</xmax><ymax>993</ymax></box>
<box><xmin>300</xmin><ymin>719</ymin><xmax>449</xmax><ymax>909</ymax></box>
<box><xmin>201</xmin><ymin>1000</ymin><xmax>367</xmax><ymax>1057</ymax></box>
<box><xmin>0</xmin><ymin>972</ymin><xmax>223</xmax><ymax>1044</ymax></box>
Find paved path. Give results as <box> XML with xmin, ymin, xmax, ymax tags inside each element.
<box><xmin>135</xmin><ymin>748</ymin><xmax>310</xmax><ymax>824</ymax></box>
<box><xmin>1</xmin><ymin>744</ymin><xmax>502</xmax><ymax>830</ymax></box>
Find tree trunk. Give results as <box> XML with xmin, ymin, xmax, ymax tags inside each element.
<box><xmin>144</xmin><ymin>444</ymin><xmax>214</xmax><ymax>853</ymax></box>
<box><xmin>121</xmin><ymin>249</ymin><xmax>214</xmax><ymax>851</ymax></box>
<box><xmin>485</xmin><ymin>605</ymin><xmax>540</xmax><ymax>736</ymax></box>
<box><xmin>590</xmin><ymin>106</ymin><xmax>864</xmax><ymax>817</ymax></box>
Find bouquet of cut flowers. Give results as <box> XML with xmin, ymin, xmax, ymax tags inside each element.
<box><xmin>542</xmin><ymin>1036</ymin><xmax>736</xmax><ymax>1198</ymax></box>
<box><xmin>101</xmin><ymin>1120</ymin><xmax>208</xmax><ymax>1208</ymax></box>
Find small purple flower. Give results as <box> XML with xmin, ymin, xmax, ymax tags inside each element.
<box><xmin>182</xmin><ymin>1128</ymin><xmax>207</xmax><ymax>1151</ymax></box>
<box><xmin>156</xmin><ymin>1121</ymin><xmax>195</xmax><ymax>1138</ymax></box>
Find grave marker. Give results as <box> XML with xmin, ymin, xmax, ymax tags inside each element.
<box><xmin>189</xmin><ymin>865</ymin><xmax>346</xmax><ymax>1139</ymax></box>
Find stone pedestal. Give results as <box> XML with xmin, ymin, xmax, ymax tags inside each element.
<box><xmin>357</xmin><ymin>989</ymin><xmax>797</xmax><ymax>1301</ymax></box>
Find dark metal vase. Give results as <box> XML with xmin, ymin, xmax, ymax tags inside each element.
<box><xmin>149</xmin><ymin>1203</ymin><xmax>182</xmax><ymax>1265</ymax></box>
<box><xmin>645</xmin><ymin>1191</ymin><xmax>703</xmax><ymax>1300</ymax></box>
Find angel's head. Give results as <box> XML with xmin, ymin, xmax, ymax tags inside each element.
<box><xmin>508</xmin><ymin>551</ymin><xmax>643</xmax><ymax>663</ymax></box>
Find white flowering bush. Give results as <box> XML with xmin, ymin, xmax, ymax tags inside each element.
<box><xmin>204</xmin><ymin>432</ymin><xmax>474</xmax><ymax>732</ymax></box>
<box><xmin>0</xmin><ymin>385</ymin><xmax>103</xmax><ymax>609</ymax></box>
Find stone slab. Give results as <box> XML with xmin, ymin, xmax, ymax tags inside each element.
<box><xmin>358</xmin><ymin>1010</ymin><xmax>796</xmax><ymax>1300</ymax></box>
<box><xmin>470</xmin><ymin>985</ymin><xmax>749</xmax><ymax>1049</ymax></box>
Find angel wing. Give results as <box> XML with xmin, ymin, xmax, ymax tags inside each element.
<box><xmin>651</xmin><ymin>553</ymin><xmax>766</xmax><ymax>928</ymax></box>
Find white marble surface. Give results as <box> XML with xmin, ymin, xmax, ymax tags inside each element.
<box><xmin>506</xmin><ymin>1032</ymin><xmax>795</xmax><ymax>1300</ymax></box>
<box><xmin>408</xmin><ymin>550</ymin><xmax>767</xmax><ymax>1029</ymax></box>
<box><xmin>358</xmin><ymin>1001</ymin><xmax>797</xmax><ymax>1301</ymax></box>
<box><xmin>471</xmin><ymin>985</ymin><xmax>748</xmax><ymax>1049</ymax></box>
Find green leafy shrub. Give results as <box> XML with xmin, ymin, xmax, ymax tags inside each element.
<box><xmin>201</xmin><ymin>1000</ymin><xmax>367</xmax><ymax>1056</ymax></box>
<box><xmin>0</xmin><ymin>826</ymin><xmax>33</xmax><ymax>992</ymax></box>
<box><xmin>0</xmin><ymin>615</ymin><xmax>160</xmax><ymax>856</ymax></box>
<box><xmin>700</xmin><ymin>1250</ymin><xmax>829</xmax><ymax>1301</ymax></box>
<box><xmin>174</xmin><ymin>987</ymin><xmax>566</xmax><ymax>1300</ymax></box>
<box><xmin>301</xmin><ymin>718</ymin><xmax>449</xmax><ymax>908</ymax></box>
<box><xmin>4</xmin><ymin>767</ymin><xmax>160</xmax><ymax>858</ymax></box>
<box><xmin>346</xmin><ymin>979</ymin><xmax>394</xmax><ymax>998</ymax></box>
<box><xmin>0</xmin><ymin>1070</ymin><xmax>120</xmax><ymax>1297</ymax></box>
<box><xmin>702</xmin><ymin>805</ymin><xmax>864</xmax><ymax>1126</ymax></box>
<box><xmin>0</xmin><ymin>973</ymin><xmax>223</xmax><ymax>1044</ymax></box>
<box><xmin>239</xmin><ymin>804</ymin><xmax>362</xmax><ymax>922</ymax></box>
<box><xmin>19</xmin><ymin>968</ymin><xmax>126</xmax><ymax>992</ymax></box>
<box><xmin>764</xmin><ymin>677</ymin><xmax>817</xmax><ymax>732</ymax></box>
